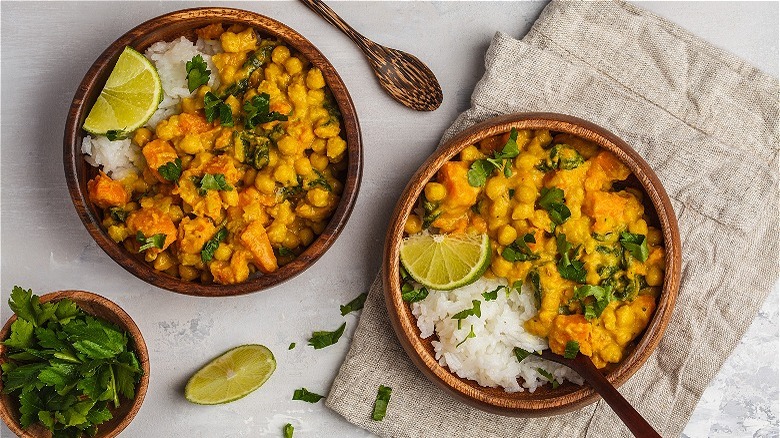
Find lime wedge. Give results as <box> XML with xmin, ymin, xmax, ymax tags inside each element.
<box><xmin>83</xmin><ymin>46</ymin><xmax>162</xmax><ymax>136</ymax></box>
<box><xmin>400</xmin><ymin>232</ymin><xmax>491</xmax><ymax>291</ymax></box>
<box><xmin>185</xmin><ymin>344</ymin><xmax>276</xmax><ymax>405</ymax></box>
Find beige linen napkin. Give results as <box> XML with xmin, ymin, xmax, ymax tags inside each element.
<box><xmin>326</xmin><ymin>1</ymin><xmax>779</xmax><ymax>436</ymax></box>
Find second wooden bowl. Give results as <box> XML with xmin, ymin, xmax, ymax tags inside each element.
<box><xmin>383</xmin><ymin>113</ymin><xmax>681</xmax><ymax>416</ymax></box>
<box><xmin>64</xmin><ymin>8</ymin><xmax>363</xmax><ymax>296</ymax></box>
<box><xmin>0</xmin><ymin>290</ymin><xmax>150</xmax><ymax>437</ymax></box>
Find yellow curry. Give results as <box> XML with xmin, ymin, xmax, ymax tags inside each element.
<box><xmin>87</xmin><ymin>24</ymin><xmax>347</xmax><ymax>284</ymax></box>
<box><xmin>404</xmin><ymin>128</ymin><xmax>665</xmax><ymax>368</ymax></box>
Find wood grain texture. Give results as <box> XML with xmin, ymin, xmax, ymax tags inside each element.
<box><xmin>63</xmin><ymin>7</ymin><xmax>363</xmax><ymax>297</ymax></box>
<box><xmin>0</xmin><ymin>291</ymin><xmax>150</xmax><ymax>438</ymax></box>
<box><xmin>382</xmin><ymin>113</ymin><xmax>682</xmax><ymax>417</ymax></box>
<box><xmin>299</xmin><ymin>0</ymin><xmax>443</xmax><ymax>111</ymax></box>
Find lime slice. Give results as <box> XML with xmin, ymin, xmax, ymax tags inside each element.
<box><xmin>83</xmin><ymin>46</ymin><xmax>162</xmax><ymax>136</ymax></box>
<box><xmin>185</xmin><ymin>344</ymin><xmax>276</xmax><ymax>405</ymax></box>
<box><xmin>400</xmin><ymin>232</ymin><xmax>491</xmax><ymax>291</ymax></box>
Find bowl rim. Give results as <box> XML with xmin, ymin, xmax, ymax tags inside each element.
<box><xmin>63</xmin><ymin>7</ymin><xmax>363</xmax><ymax>297</ymax></box>
<box><xmin>0</xmin><ymin>290</ymin><xmax>150</xmax><ymax>437</ymax></box>
<box><xmin>382</xmin><ymin>112</ymin><xmax>681</xmax><ymax>417</ymax></box>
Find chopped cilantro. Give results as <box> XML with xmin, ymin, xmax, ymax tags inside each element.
<box><xmin>340</xmin><ymin>292</ymin><xmax>367</xmax><ymax>315</ymax></box>
<box><xmin>456</xmin><ymin>325</ymin><xmax>476</xmax><ymax>347</ymax></box>
<box><xmin>106</xmin><ymin>130</ymin><xmax>128</xmax><ymax>141</ymax></box>
<box><xmin>513</xmin><ymin>347</ymin><xmax>532</xmax><ymax>363</ymax></box>
<box><xmin>288</xmin><ymin>343</ymin><xmax>296</xmax><ymax>350</ymax></box>
<box><xmin>185</xmin><ymin>54</ymin><xmax>211</xmax><ymax>93</ymax></box>
<box><xmin>283</xmin><ymin>423</ymin><xmax>294</xmax><ymax>438</ymax></box>
<box><xmin>308</xmin><ymin>322</ymin><xmax>346</xmax><ymax>349</ymax></box>
<box><xmin>555</xmin><ymin>234</ymin><xmax>586</xmax><ymax>283</ymax></box>
<box><xmin>501</xmin><ymin>233</ymin><xmax>539</xmax><ymax>262</ymax></box>
<box><xmin>204</xmin><ymin>91</ymin><xmax>233</xmax><ymax>127</ymax></box>
<box><xmin>197</xmin><ymin>173</ymin><xmax>233</xmax><ymax>195</ymax></box>
<box><xmin>564</xmin><ymin>340</ymin><xmax>580</xmax><ymax>359</ymax></box>
<box><xmin>158</xmin><ymin>158</ymin><xmax>182</xmax><ymax>183</ymax></box>
<box><xmin>292</xmin><ymin>388</ymin><xmax>324</xmax><ymax>403</ymax></box>
<box><xmin>536</xmin><ymin>368</ymin><xmax>560</xmax><ymax>389</ymax></box>
<box><xmin>572</xmin><ymin>285</ymin><xmax>614</xmax><ymax>320</ymax></box>
<box><xmin>401</xmin><ymin>283</ymin><xmax>428</xmax><ymax>303</ymax></box>
<box><xmin>109</xmin><ymin>207</ymin><xmax>128</xmax><ymax>223</ymax></box>
<box><xmin>451</xmin><ymin>300</ymin><xmax>481</xmax><ymax>322</ymax></box>
<box><xmin>620</xmin><ymin>232</ymin><xmax>649</xmax><ymax>262</ymax></box>
<box><xmin>538</xmin><ymin>187</ymin><xmax>571</xmax><ymax>225</ymax></box>
<box><xmin>243</xmin><ymin>93</ymin><xmax>288</xmax><ymax>130</ymax></box>
<box><xmin>136</xmin><ymin>231</ymin><xmax>166</xmax><ymax>252</ymax></box>
<box><xmin>372</xmin><ymin>385</ymin><xmax>392</xmax><ymax>421</ymax></box>
<box><xmin>482</xmin><ymin>285</ymin><xmax>503</xmax><ymax>301</ymax></box>
<box><xmin>467</xmin><ymin>128</ymin><xmax>520</xmax><ymax>186</ymax></box>
<box><xmin>201</xmin><ymin>227</ymin><xmax>228</xmax><ymax>263</ymax></box>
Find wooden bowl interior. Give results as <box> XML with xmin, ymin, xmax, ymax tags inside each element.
<box><xmin>64</xmin><ymin>8</ymin><xmax>362</xmax><ymax>296</ymax></box>
<box><xmin>0</xmin><ymin>291</ymin><xmax>150</xmax><ymax>437</ymax></box>
<box><xmin>383</xmin><ymin>113</ymin><xmax>681</xmax><ymax>416</ymax></box>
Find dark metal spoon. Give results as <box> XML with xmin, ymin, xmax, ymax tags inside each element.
<box><xmin>540</xmin><ymin>350</ymin><xmax>662</xmax><ymax>438</ymax></box>
<box><xmin>299</xmin><ymin>0</ymin><xmax>443</xmax><ymax>111</ymax></box>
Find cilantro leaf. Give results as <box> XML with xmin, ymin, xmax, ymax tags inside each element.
<box><xmin>201</xmin><ymin>227</ymin><xmax>228</xmax><ymax>263</ymax></box>
<box><xmin>292</xmin><ymin>387</ymin><xmax>324</xmax><ymax>403</ymax></box>
<box><xmin>513</xmin><ymin>347</ymin><xmax>532</xmax><ymax>363</ymax></box>
<box><xmin>9</xmin><ymin>286</ymin><xmax>39</xmax><ymax>326</ymax></box>
<box><xmin>19</xmin><ymin>390</ymin><xmax>45</xmax><ymax>428</ymax></box>
<box><xmin>3</xmin><ymin>319</ymin><xmax>35</xmax><ymax>349</ymax></box>
<box><xmin>109</xmin><ymin>207</ymin><xmax>128</xmax><ymax>223</ymax></box>
<box><xmin>555</xmin><ymin>234</ymin><xmax>586</xmax><ymax>283</ymax></box>
<box><xmin>204</xmin><ymin>92</ymin><xmax>234</xmax><ymax>127</ymax></box>
<box><xmin>288</xmin><ymin>343</ymin><xmax>296</xmax><ymax>350</ymax></box>
<box><xmin>185</xmin><ymin>54</ymin><xmax>211</xmax><ymax>93</ymax></box>
<box><xmin>371</xmin><ymin>385</ymin><xmax>392</xmax><ymax>421</ymax></box>
<box><xmin>572</xmin><ymin>285</ymin><xmax>614</xmax><ymax>320</ymax></box>
<box><xmin>197</xmin><ymin>173</ymin><xmax>233</xmax><ymax>195</ymax></box>
<box><xmin>284</xmin><ymin>423</ymin><xmax>294</xmax><ymax>438</ymax></box>
<box><xmin>467</xmin><ymin>159</ymin><xmax>493</xmax><ymax>187</ymax></box>
<box><xmin>158</xmin><ymin>158</ymin><xmax>182</xmax><ymax>183</ymax></box>
<box><xmin>528</xmin><ymin>270</ymin><xmax>543</xmax><ymax>307</ymax></box>
<box><xmin>136</xmin><ymin>231</ymin><xmax>166</xmax><ymax>252</ymax></box>
<box><xmin>537</xmin><ymin>368</ymin><xmax>560</xmax><ymax>389</ymax></box>
<box><xmin>620</xmin><ymin>232</ymin><xmax>650</xmax><ymax>262</ymax></box>
<box><xmin>564</xmin><ymin>340</ymin><xmax>580</xmax><ymax>359</ymax></box>
<box><xmin>401</xmin><ymin>283</ymin><xmax>428</xmax><ymax>303</ymax></box>
<box><xmin>340</xmin><ymin>292</ymin><xmax>367</xmax><ymax>316</ymax></box>
<box><xmin>538</xmin><ymin>187</ymin><xmax>571</xmax><ymax>225</ymax></box>
<box><xmin>451</xmin><ymin>300</ymin><xmax>481</xmax><ymax>321</ymax></box>
<box><xmin>501</xmin><ymin>233</ymin><xmax>539</xmax><ymax>262</ymax></box>
<box><xmin>244</xmin><ymin>93</ymin><xmax>288</xmax><ymax>130</ymax></box>
<box><xmin>106</xmin><ymin>130</ymin><xmax>128</xmax><ymax>141</ymax></box>
<box><xmin>482</xmin><ymin>286</ymin><xmax>503</xmax><ymax>301</ymax></box>
<box><xmin>308</xmin><ymin>322</ymin><xmax>346</xmax><ymax>349</ymax></box>
<box><xmin>456</xmin><ymin>325</ymin><xmax>476</xmax><ymax>347</ymax></box>
<box><xmin>62</xmin><ymin>316</ymin><xmax>126</xmax><ymax>360</ymax></box>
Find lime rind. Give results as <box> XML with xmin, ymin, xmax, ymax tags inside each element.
<box><xmin>400</xmin><ymin>233</ymin><xmax>491</xmax><ymax>291</ymax></box>
<box><xmin>184</xmin><ymin>344</ymin><xmax>276</xmax><ymax>405</ymax></box>
<box><xmin>83</xmin><ymin>46</ymin><xmax>162</xmax><ymax>136</ymax></box>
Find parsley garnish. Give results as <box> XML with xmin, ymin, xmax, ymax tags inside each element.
<box><xmin>136</xmin><ymin>231</ymin><xmax>166</xmax><ymax>252</ymax></box>
<box><xmin>451</xmin><ymin>300</ymin><xmax>481</xmax><ymax>323</ymax></box>
<box><xmin>106</xmin><ymin>129</ymin><xmax>128</xmax><ymax>141</ymax></box>
<box><xmin>277</xmin><ymin>247</ymin><xmax>295</xmax><ymax>258</ymax></box>
<box><xmin>1</xmin><ymin>287</ymin><xmax>142</xmax><ymax>435</ymax></box>
<box><xmin>482</xmin><ymin>285</ymin><xmax>503</xmax><ymax>301</ymax></box>
<box><xmin>372</xmin><ymin>385</ymin><xmax>392</xmax><ymax>421</ymax></box>
<box><xmin>401</xmin><ymin>283</ymin><xmax>429</xmax><ymax>303</ymax></box>
<box><xmin>308</xmin><ymin>322</ymin><xmax>346</xmax><ymax>349</ymax></box>
<box><xmin>340</xmin><ymin>292</ymin><xmax>367</xmax><ymax>315</ymax></box>
<box><xmin>456</xmin><ymin>325</ymin><xmax>476</xmax><ymax>347</ymax></box>
<box><xmin>201</xmin><ymin>227</ymin><xmax>228</xmax><ymax>263</ymax></box>
<box><xmin>501</xmin><ymin>233</ymin><xmax>539</xmax><ymax>262</ymax></box>
<box><xmin>288</xmin><ymin>343</ymin><xmax>296</xmax><ymax>350</ymax></box>
<box><xmin>528</xmin><ymin>270</ymin><xmax>543</xmax><ymax>307</ymax></box>
<box><xmin>308</xmin><ymin>170</ymin><xmax>333</xmax><ymax>192</ymax></box>
<box><xmin>243</xmin><ymin>93</ymin><xmax>288</xmax><ymax>130</ymax></box>
<box><xmin>555</xmin><ymin>234</ymin><xmax>586</xmax><ymax>283</ymax></box>
<box><xmin>292</xmin><ymin>387</ymin><xmax>324</xmax><ymax>403</ymax></box>
<box><xmin>619</xmin><ymin>232</ymin><xmax>649</xmax><ymax>262</ymax></box>
<box><xmin>185</xmin><ymin>54</ymin><xmax>211</xmax><ymax>93</ymax></box>
<box><xmin>109</xmin><ymin>207</ymin><xmax>128</xmax><ymax>223</ymax></box>
<box><xmin>513</xmin><ymin>347</ymin><xmax>532</xmax><ymax>363</ymax></box>
<box><xmin>158</xmin><ymin>158</ymin><xmax>182</xmax><ymax>183</ymax></box>
<box><xmin>204</xmin><ymin>91</ymin><xmax>233</xmax><ymax>127</ymax></box>
<box><xmin>538</xmin><ymin>187</ymin><xmax>571</xmax><ymax>226</ymax></box>
<box><xmin>536</xmin><ymin>144</ymin><xmax>585</xmax><ymax>172</ymax></box>
<box><xmin>564</xmin><ymin>340</ymin><xmax>580</xmax><ymax>359</ymax></box>
<box><xmin>196</xmin><ymin>173</ymin><xmax>233</xmax><ymax>195</ymax></box>
<box><xmin>283</xmin><ymin>423</ymin><xmax>294</xmax><ymax>438</ymax></box>
<box><xmin>536</xmin><ymin>368</ymin><xmax>560</xmax><ymax>389</ymax></box>
<box><xmin>467</xmin><ymin>128</ymin><xmax>521</xmax><ymax>186</ymax></box>
<box><xmin>572</xmin><ymin>285</ymin><xmax>614</xmax><ymax>319</ymax></box>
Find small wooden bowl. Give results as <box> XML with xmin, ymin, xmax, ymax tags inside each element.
<box><xmin>383</xmin><ymin>113</ymin><xmax>681</xmax><ymax>417</ymax></box>
<box><xmin>0</xmin><ymin>290</ymin><xmax>150</xmax><ymax>437</ymax></box>
<box><xmin>64</xmin><ymin>8</ymin><xmax>363</xmax><ymax>296</ymax></box>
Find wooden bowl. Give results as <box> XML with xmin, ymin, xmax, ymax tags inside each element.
<box><xmin>0</xmin><ymin>290</ymin><xmax>150</xmax><ymax>437</ymax></box>
<box><xmin>64</xmin><ymin>8</ymin><xmax>363</xmax><ymax>296</ymax></box>
<box><xmin>383</xmin><ymin>113</ymin><xmax>681</xmax><ymax>416</ymax></box>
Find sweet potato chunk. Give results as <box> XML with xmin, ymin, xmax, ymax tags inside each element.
<box><xmin>87</xmin><ymin>172</ymin><xmax>129</xmax><ymax>209</ymax></box>
<box><xmin>126</xmin><ymin>207</ymin><xmax>177</xmax><ymax>253</ymax></box>
<box><xmin>239</xmin><ymin>221</ymin><xmax>278</xmax><ymax>273</ymax></box>
<box><xmin>142</xmin><ymin>139</ymin><xmax>178</xmax><ymax>182</ymax></box>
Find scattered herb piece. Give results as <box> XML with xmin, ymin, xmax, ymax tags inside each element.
<box><xmin>158</xmin><ymin>158</ymin><xmax>182</xmax><ymax>183</ymax></box>
<box><xmin>538</xmin><ymin>187</ymin><xmax>571</xmax><ymax>225</ymax></box>
<box><xmin>1</xmin><ymin>287</ymin><xmax>142</xmax><ymax>436</ymax></box>
<box><xmin>620</xmin><ymin>232</ymin><xmax>649</xmax><ymax>262</ymax></box>
<box><xmin>204</xmin><ymin>91</ymin><xmax>234</xmax><ymax>127</ymax></box>
<box><xmin>136</xmin><ymin>231</ymin><xmax>166</xmax><ymax>252</ymax></box>
<box><xmin>277</xmin><ymin>247</ymin><xmax>295</xmax><ymax>258</ymax></box>
<box><xmin>196</xmin><ymin>173</ymin><xmax>233</xmax><ymax>195</ymax></box>
<box><xmin>451</xmin><ymin>300</ymin><xmax>481</xmax><ymax>322</ymax></box>
<box><xmin>528</xmin><ymin>270</ymin><xmax>543</xmax><ymax>307</ymax></box>
<box><xmin>292</xmin><ymin>388</ymin><xmax>324</xmax><ymax>403</ymax></box>
<box><xmin>308</xmin><ymin>170</ymin><xmax>333</xmax><ymax>192</ymax></box>
<box><xmin>456</xmin><ymin>325</ymin><xmax>476</xmax><ymax>347</ymax></box>
<box><xmin>109</xmin><ymin>207</ymin><xmax>128</xmax><ymax>223</ymax></box>
<box><xmin>371</xmin><ymin>385</ymin><xmax>392</xmax><ymax>421</ymax></box>
<box><xmin>513</xmin><ymin>347</ymin><xmax>532</xmax><ymax>363</ymax></box>
<box><xmin>482</xmin><ymin>286</ymin><xmax>503</xmax><ymax>301</ymax></box>
<box><xmin>308</xmin><ymin>322</ymin><xmax>346</xmax><ymax>349</ymax></box>
<box><xmin>243</xmin><ymin>93</ymin><xmax>288</xmax><ymax>130</ymax></box>
<box><xmin>237</xmin><ymin>131</ymin><xmax>271</xmax><ymax>170</ymax></box>
<box><xmin>340</xmin><ymin>293</ymin><xmax>368</xmax><ymax>316</ymax></box>
<box><xmin>466</xmin><ymin>128</ymin><xmax>521</xmax><ymax>186</ymax></box>
<box><xmin>536</xmin><ymin>144</ymin><xmax>584</xmax><ymax>172</ymax></box>
<box><xmin>283</xmin><ymin>423</ymin><xmax>294</xmax><ymax>438</ymax></box>
<box><xmin>555</xmin><ymin>234</ymin><xmax>586</xmax><ymax>283</ymax></box>
<box><xmin>536</xmin><ymin>368</ymin><xmax>560</xmax><ymax>389</ymax></box>
<box><xmin>288</xmin><ymin>343</ymin><xmax>296</xmax><ymax>350</ymax></box>
<box><xmin>401</xmin><ymin>283</ymin><xmax>429</xmax><ymax>303</ymax></box>
<box><xmin>572</xmin><ymin>284</ymin><xmax>615</xmax><ymax>320</ymax></box>
<box><xmin>185</xmin><ymin>54</ymin><xmax>211</xmax><ymax>93</ymax></box>
<box><xmin>106</xmin><ymin>130</ymin><xmax>128</xmax><ymax>141</ymax></box>
<box><xmin>501</xmin><ymin>233</ymin><xmax>539</xmax><ymax>262</ymax></box>
<box><xmin>564</xmin><ymin>340</ymin><xmax>580</xmax><ymax>359</ymax></box>
<box><xmin>201</xmin><ymin>227</ymin><xmax>228</xmax><ymax>263</ymax></box>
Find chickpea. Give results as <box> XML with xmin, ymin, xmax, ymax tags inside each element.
<box><xmin>646</xmin><ymin>266</ymin><xmax>663</xmax><ymax>286</ymax></box>
<box><xmin>284</xmin><ymin>57</ymin><xmax>303</xmax><ymax>75</ymax></box>
<box><xmin>154</xmin><ymin>251</ymin><xmax>175</xmax><ymax>271</ymax></box>
<box><xmin>294</xmin><ymin>157</ymin><xmax>313</xmax><ymax>176</ymax></box>
<box><xmin>404</xmin><ymin>215</ymin><xmax>423</xmax><ymax>235</ymax></box>
<box><xmin>254</xmin><ymin>173</ymin><xmax>276</xmax><ymax>195</ymax></box>
<box><xmin>214</xmin><ymin>243</ymin><xmax>233</xmax><ymax>262</ymax></box>
<box><xmin>179</xmin><ymin>265</ymin><xmax>199</xmax><ymax>281</ymax></box>
<box><xmin>273</xmin><ymin>164</ymin><xmax>297</xmax><ymax>186</ymax></box>
<box><xmin>299</xmin><ymin>227</ymin><xmax>315</xmax><ymax>246</ymax></box>
<box><xmin>311</xmin><ymin>138</ymin><xmax>327</xmax><ymax>153</ymax></box>
<box><xmin>497</xmin><ymin>225</ymin><xmax>518</xmax><ymax>246</ymax></box>
<box><xmin>132</xmin><ymin>127</ymin><xmax>153</xmax><ymax>147</ymax></box>
<box><xmin>647</xmin><ymin>228</ymin><xmax>663</xmax><ymax>246</ymax></box>
<box><xmin>306</xmin><ymin>68</ymin><xmax>326</xmax><ymax>89</ymax></box>
<box><xmin>460</xmin><ymin>145</ymin><xmax>483</xmax><ymax>162</ymax></box>
<box><xmin>516</xmin><ymin>184</ymin><xmax>537</xmax><ymax>203</ymax></box>
<box><xmin>243</xmin><ymin>168</ymin><xmax>258</xmax><ymax>186</ymax></box>
<box><xmin>179</xmin><ymin>135</ymin><xmax>205</xmax><ymax>155</ymax></box>
<box><xmin>277</xmin><ymin>135</ymin><xmax>298</xmax><ymax>156</ymax></box>
<box><xmin>424</xmin><ymin>182</ymin><xmax>447</xmax><ymax>202</ymax></box>
<box><xmin>271</xmin><ymin>45</ymin><xmax>291</xmax><ymax>64</ymax></box>
<box><xmin>283</xmin><ymin>232</ymin><xmax>301</xmax><ymax>249</ymax></box>
<box><xmin>310</xmin><ymin>153</ymin><xmax>329</xmax><ymax>171</ymax></box>
<box><xmin>326</xmin><ymin>137</ymin><xmax>347</xmax><ymax>161</ymax></box>
<box><xmin>485</xmin><ymin>177</ymin><xmax>508</xmax><ymax>201</ymax></box>
<box><xmin>307</xmin><ymin>188</ymin><xmax>329</xmax><ymax>208</ymax></box>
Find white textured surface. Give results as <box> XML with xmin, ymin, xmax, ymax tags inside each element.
<box><xmin>0</xmin><ymin>1</ymin><xmax>776</xmax><ymax>437</ymax></box>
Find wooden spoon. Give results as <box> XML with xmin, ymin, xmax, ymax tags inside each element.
<box><xmin>540</xmin><ymin>350</ymin><xmax>662</xmax><ymax>438</ymax></box>
<box><xmin>299</xmin><ymin>0</ymin><xmax>443</xmax><ymax>111</ymax></box>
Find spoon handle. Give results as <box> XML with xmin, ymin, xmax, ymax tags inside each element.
<box><xmin>574</xmin><ymin>355</ymin><xmax>662</xmax><ymax>438</ymax></box>
<box><xmin>298</xmin><ymin>0</ymin><xmax>372</xmax><ymax>52</ymax></box>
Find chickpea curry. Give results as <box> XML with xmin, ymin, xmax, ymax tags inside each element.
<box><xmin>87</xmin><ymin>25</ymin><xmax>347</xmax><ymax>284</ymax></box>
<box><xmin>404</xmin><ymin>128</ymin><xmax>665</xmax><ymax>369</ymax></box>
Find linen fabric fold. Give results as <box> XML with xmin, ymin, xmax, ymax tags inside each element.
<box><xmin>326</xmin><ymin>1</ymin><xmax>779</xmax><ymax>436</ymax></box>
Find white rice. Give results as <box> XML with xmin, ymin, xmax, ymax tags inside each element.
<box><xmin>82</xmin><ymin>36</ymin><xmax>220</xmax><ymax>178</ymax></box>
<box><xmin>412</xmin><ymin>278</ymin><xmax>584</xmax><ymax>393</ymax></box>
